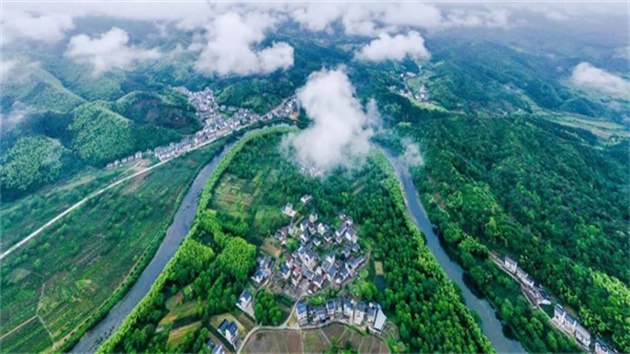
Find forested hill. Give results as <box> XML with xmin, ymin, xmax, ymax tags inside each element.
<box><xmin>389</xmin><ymin>110</ymin><xmax>629</xmax><ymax>352</ymax></box>
<box><xmin>0</xmin><ymin>58</ymin><xmax>197</xmax><ymax>201</ymax></box>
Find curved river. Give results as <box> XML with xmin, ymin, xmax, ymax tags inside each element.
<box><xmin>71</xmin><ymin>136</ymin><xmax>242</xmax><ymax>353</ymax></box>
<box><xmin>383</xmin><ymin>149</ymin><xmax>525</xmax><ymax>353</ymax></box>
<box><xmin>73</xmin><ymin>131</ymin><xmax>524</xmax><ymax>353</ymax></box>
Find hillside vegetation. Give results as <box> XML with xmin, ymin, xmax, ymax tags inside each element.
<box><xmin>383</xmin><ymin>106</ymin><xmax>629</xmax><ymax>352</ymax></box>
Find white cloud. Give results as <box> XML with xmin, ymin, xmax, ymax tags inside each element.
<box><xmin>287</xmin><ymin>68</ymin><xmax>378</xmax><ymax>173</ymax></box>
<box><xmin>571</xmin><ymin>62</ymin><xmax>629</xmax><ymax>98</ymax></box>
<box><xmin>1</xmin><ymin>60</ymin><xmax>19</xmax><ymax>79</ymax></box>
<box><xmin>401</xmin><ymin>138</ymin><xmax>425</xmax><ymax>166</ymax></box>
<box><xmin>2</xmin><ymin>11</ymin><xmax>74</xmax><ymax>44</ymax></box>
<box><xmin>355</xmin><ymin>31</ymin><xmax>430</xmax><ymax>62</ymax></box>
<box><xmin>64</xmin><ymin>27</ymin><xmax>160</xmax><ymax>76</ymax></box>
<box><xmin>193</xmin><ymin>12</ymin><xmax>293</xmax><ymax>76</ymax></box>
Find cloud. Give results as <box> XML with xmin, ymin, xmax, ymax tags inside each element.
<box><xmin>65</xmin><ymin>27</ymin><xmax>160</xmax><ymax>76</ymax></box>
<box><xmin>287</xmin><ymin>68</ymin><xmax>378</xmax><ymax>173</ymax></box>
<box><xmin>1</xmin><ymin>11</ymin><xmax>74</xmax><ymax>44</ymax></box>
<box><xmin>401</xmin><ymin>138</ymin><xmax>425</xmax><ymax>166</ymax></box>
<box><xmin>355</xmin><ymin>31</ymin><xmax>430</xmax><ymax>62</ymax></box>
<box><xmin>193</xmin><ymin>12</ymin><xmax>294</xmax><ymax>76</ymax></box>
<box><xmin>1</xmin><ymin>60</ymin><xmax>19</xmax><ymax>79</ymax></box>
<box><xmin>571</xmin><ymin>62</ymin><xmax>629</xmax><ymax>98</ymax></box>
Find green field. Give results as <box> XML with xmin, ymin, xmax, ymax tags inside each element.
<box><xmin>0</xmin><ymin>162</ymin><xmax>143</xmax><ymax>251</ymax></box>
<box><xmin>0</xmin><ymin>140</ymin><xmax>227</xmax><ymax>353</ymax></box>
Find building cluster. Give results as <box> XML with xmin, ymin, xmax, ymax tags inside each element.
<box><xmin>553</xmin><ymin>305</ymin><xmax>592</xmax><ymax>349</ymax></box>
<box><xmin>276</xmin><ymin>200</ymin><xmax>366</xmax><ymax>296</ymax></box>
<box><xmin>392</xmin><ymin>71</ymin><xmax>430</xmax><ymax>103</ymax></box>
<box><xmin>502</xmin><ymin>255</ymin><xmax>616</xmax><ymax>353</ymax></box>
<box><xmin>217</xmin><ymin>319</ymin><xmax>239</xmax><ymax>348</ymax></box>
<box><xmin>106</xmin><ymin>151</ymin><xmax>144</xmax><ymax>169</ymax></box>
<box><xmin>109</xmin><ymin>87</ymin><xmax>298</xmax><ymax>167</ymax></box>
<box><xmin>296</xmin><ymin>298</ymin><xmax>387</xmax><ymax>333</ymax></box>
<box><xmin>502</xmin><ymin>256</ymin><xmax>549</xmax><ymax>305</ymax></box>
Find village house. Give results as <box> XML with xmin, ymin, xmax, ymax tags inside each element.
<box><xmin>326</xmin><ymin>300</ymin><xmax>336</xmax><ymax>316</ymax></box>
<box><xmin>516</xmin><ymin>267</ymin><xmax>535</xmax><ymax>288</ymax></box>
<box><xmin>345</xmin><ymin>228</ymin><xmax>358</xmax><ymax>243</ymax></box>
<box><xmin>372</xmin><ymin>306</ymin><xmax>388</xmax><ymax>333</ymax></box>
<box><xmin>343</xmin><ymin>298</ymin><xmax>355</xmax><ymax>318</ymax></box>
<box><xmin>282</xmin><ymin>203</ymin><xmax>297</xmax><ymax>217</ymax></box>
<box><xmin>280</xmin><ymin>263</ymin><xmax>291</xmax><ymax>279</ymax></box>
<box><xmin>595</xmin><ymin>339</ymin><xmax>610</xmax><ymax>354</ymax></box>
<box><xmin>237</xmin><ymin>290</ymin><xmax>251</xmax><ymax>311</ymax></box>
<box><xmin>354</xmin><ymin>302</ymin><xmax>366</xmax><ymax>325</ymax></box>
<box><xmin>575</xmin><ymin>324</ymin><xmax>591</xmax><ymax>347</ymax></box>
<box><xmin>563</xmin><ymin>314</ymin><xmax>578</xmax><ymax>333</ymax></box>
<box><xmin>553</xmin><ymin>304</ymin><xmax>566</xmax><ymax>324</ymax></box>
<box><xmin>300</xmin><ymin>195</ymin><xmax>313</xmax><ymax>204</ymax></box>
<box><xmin>309</xmin><ymin>212</ymin><xmax>318</xmax><ymax>223</ymax></box>
<box><xmin>315</xmin><ymin>306</ymin><xmax>327</xmax><ymax>322</ymax></box>
<box><xmin>504</xmin><ymin>256</ymin><xmax>518</xmax><ymax>273</ymax></box>
<box><xmin>366</xmin><ymin>306</ymin><xmax>376</xmax><ymax>324</ymax></box>
<box><xmin>218</xmin><ymin>320</ymin><xmax>239</xmax><ymax>345</ymax></box>
<box><xmin>211</xmin><ymin>344</ymin><xmax>225</xmax><ymax>354</ymax></box>
<box><xmin>297</xmin><ymin>302</ymin><xmax>308</xmax><ymax>324</ymax></box>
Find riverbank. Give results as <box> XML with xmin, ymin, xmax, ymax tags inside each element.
<box><xmin>379</xmin><ymin>147</ymin><xmax>525</xmax><ymax>353</ymax></box>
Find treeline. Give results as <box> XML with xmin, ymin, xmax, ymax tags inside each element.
<box><xmin>397</xmin><ymin>113</ymin><xmax>629</xmax><ymax>352</ymax></box>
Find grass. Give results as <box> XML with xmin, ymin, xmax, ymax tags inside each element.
<box><xmin>167</xmin><ymin>321</ymin><xmax>202</xmax><ymax>348</ymax></box>
<box><xmin>260</xmin><ymin>237</ymin><xmax>282</xmax><ymax>258</ymax></box>
<box><xmin>0</xmin><ymin>140</ymin><xmax>227</xmax><ymax>353</ymax></box>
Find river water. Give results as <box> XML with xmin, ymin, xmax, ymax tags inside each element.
<box><xmin>71</xmin><ymin>139</ymin><xmax>239</xmax><ymax>353</ymax></box>
<box><xmin>383</xmin><ymin>150</ymin><xmax>525</xmax><ymax>353</ymax></box>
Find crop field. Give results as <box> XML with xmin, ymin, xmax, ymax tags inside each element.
<box><xmin>0</xmin><ymin>140</ymin><xmax>226</xmax><ymax>353</ymax></box>
<box><xmin>0</xmin><ymin>163</ymin><xmax>140</xmax><ymax>251</ymax></box>
<box><xmin>242</xmin><ymin>324</ymin><xmax>390</xmax><ymax>354</ymax></box>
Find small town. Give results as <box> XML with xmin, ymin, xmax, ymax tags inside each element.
<box><xmin>495</xmin><ymin>254</ymin><xmax>618</xmax><ymax>354</ymax></box>
<box><xmin>107</xmin><ymin>87</ymin><xmax>299</xmax><ymax>169</ymax></box>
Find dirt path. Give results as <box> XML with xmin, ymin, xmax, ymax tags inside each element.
<box><xmin>0</xmin><ymin>316</ymin><xmax>37</xmax><ymax>341</ymax></box>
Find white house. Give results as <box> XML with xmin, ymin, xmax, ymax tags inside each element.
<box><xmin>504</xmin><ymin>256</ymin><xmax>517</xmax><ymax>273</ymax></box>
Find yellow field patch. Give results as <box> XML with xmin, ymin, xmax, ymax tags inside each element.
<box><xmin>374</xmin><ymin>261</ymin><xmax>384</xmax><ymax>275</ymax></box>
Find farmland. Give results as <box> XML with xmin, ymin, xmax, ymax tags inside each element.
<box><xmin>0</xmin><ymin>162</ymin><xmax>143</xmax><ymax>251</ymax></box>
<box><xmin>241</xmin><ymin>324</ymin><xmax>390</xmax><ymax>354</ymax></box>
<box><xmin>0</xmin><ymin>139</ymin><xmax>228</xmax><ymax>353</ymax></box>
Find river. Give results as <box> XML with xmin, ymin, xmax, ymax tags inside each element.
<box><xmin>383</xmin><ymin>150</ymin><xmax>525</xmax><ymax>353</ymax></box>
<box><xmin>71</xmin><ymin>138</ymin><xmax>240</xmax><ymax>353</ymax></box>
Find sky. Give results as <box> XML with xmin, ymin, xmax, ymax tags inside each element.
<box><xmin>3</xmin><ymin>2</ymin><xmax>628</xmax><ymax>78</ymax></box>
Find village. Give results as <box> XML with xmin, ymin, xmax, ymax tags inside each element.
<box><xmin>494</xmin><ymin>254</ymin><xmax>617</xmax><ymax>354</ymax></box>
<box><xmin>107</xmin><ymin>87</ymin><xmax>298</xmax><ymax>169</ymax></box>
<box><xmin>206</xmin><ymin>195</ymin><xmax>390</xmax><ymax>353</ymax></box>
